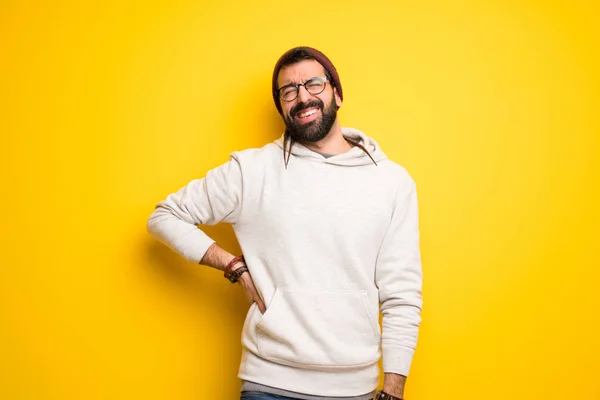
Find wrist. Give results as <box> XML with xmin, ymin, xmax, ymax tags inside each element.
<box><xmin>375</xmin><ymin>390</ymin><xmax>403</xmax><ymax>400</ymax></box>
<box><xmin>238</xmin><ymin>269</ymin><xmax>253</xmax><ymax>285</ymax></box>
<box><xmin>224</xmin><ymin>255</ymin><xmax>247</xmax><ymax>283</ymax></box>
<box><xmin>226</xmin><ymin>264</ymin><xmax>248</xmax><ymax>283</ymax></box>
<box><xmin>382</xmin><ymin>373</ymin><xmax>405</xmax><ymax>399</ymax></box>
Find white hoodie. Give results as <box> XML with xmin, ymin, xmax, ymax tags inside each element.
<box><xmin>147</xmin><ymin>127</ymin><xmax>423</xmax><ymax>397</ymax></box>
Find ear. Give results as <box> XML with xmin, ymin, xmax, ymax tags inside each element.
<box><xmin>334</xmin><ymin>87</ymin><xmax>342</xmax><ymax>108</ymax></box>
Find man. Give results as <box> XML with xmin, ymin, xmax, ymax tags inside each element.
<box><xmin>147</xmin><ymin>46</ymin><xmax>423</xmax><ymax>400</ymax></box>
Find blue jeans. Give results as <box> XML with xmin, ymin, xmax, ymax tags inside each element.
<box><xmin>241</xmin><ymin>392</ymin><xmax>301</xmax><ymax>400</ymax></box>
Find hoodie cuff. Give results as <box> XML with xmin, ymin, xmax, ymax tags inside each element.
<box><xmin>382</xmin><ymin>346</ymin><xmax>415</xmax><ymax>376</ymax></box>
<box><xmin>176</xmin><ymin>228</ymin><xmax>216</xmax><ymax>264</ymax></box>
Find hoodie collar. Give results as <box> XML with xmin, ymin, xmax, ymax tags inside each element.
<box><xmin>274</xmin><ymin>127</ymin><xmax>387</xmax><ymax>166</ymax></box>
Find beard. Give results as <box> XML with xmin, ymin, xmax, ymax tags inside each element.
<box><xmin>283</xmin><ymin>96</ymin><xmax>337</xmax><ymax>143</ymax></box>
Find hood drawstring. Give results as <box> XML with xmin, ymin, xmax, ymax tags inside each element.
<box><xmin>343</xmin><ymin>136</ymin><xmax>378</xmax><ymax>166</ymax></box>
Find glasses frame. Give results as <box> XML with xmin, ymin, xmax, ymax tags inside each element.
<box><xmin>277</xmin><ymin>77</ymin><xmax>329</xmax><ymax>102</ymax></box>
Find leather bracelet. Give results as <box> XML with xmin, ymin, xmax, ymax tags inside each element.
<box><xmin>374</xmin><ymin>390</ymin><xmax>403</xmax><ymax>400</ymax></box>
<box><xmin>224</xmin><ymin>255</ymin><xmax>245</xmax><ymax>279</ymax></box>
<box><xmin>226</xmin><ymin>265</ymin><xmax>248</xmax><ymax>283</ymax></box>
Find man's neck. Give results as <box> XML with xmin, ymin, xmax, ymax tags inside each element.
<box><xmin>300</xmin><ymin>122</ymin><xmax>353</xmax><ymax>155</ymax></box>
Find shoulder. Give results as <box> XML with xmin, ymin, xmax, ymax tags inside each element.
<box><xmin>377</xmin><ymin>159</ymin><xmax>415</xmax><ymax>187</ymax></box>
<box><xmin>228</xmin><ymin>142</ymin><xmax>283</xmax><ymax>175</ymax></box>
<box><xmin>230</xmin><ymin>142</ymin><xmax>281</xmax><ymax>163</ymax></box>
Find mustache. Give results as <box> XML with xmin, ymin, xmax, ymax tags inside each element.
<box><xmin>290</xmin><ymin>100</ymin><xmax>323</xmax><ymax>118</ymax></box>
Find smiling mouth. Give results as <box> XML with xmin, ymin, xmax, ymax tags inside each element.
<box><xmin>294</xmin><ymin>107</ymin><xmax>320</xmax><ymax>121</ymax></box>
<box><xmin>298</xmin><ymin>109</ymin><xmax>317</xmax><ymax>118</ymax></box>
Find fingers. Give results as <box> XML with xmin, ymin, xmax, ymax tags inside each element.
<box><xmin>239</xmin><ymin>272</ymin><xmax>266</xmax><ymax>314</ymax></box>
<box><xmin>254</xmin><ymin>296</ymin><xmax>266</xmax><ymax>314</ymax></box>
<box><xmin>247</xmin><ymin>283</ymin><xmax>266</xmax><ymax>314</ymax></box>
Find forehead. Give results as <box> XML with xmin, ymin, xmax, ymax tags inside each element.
<box><xmin>277</xmin><ymin>59</ymin><xmax>327</xmax><ymax>87</ymax></box>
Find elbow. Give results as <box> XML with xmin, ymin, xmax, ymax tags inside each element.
<box><xmin>146</xmin><ymin>214</ymin><xmax>155</xmax><ymax>236</ymax></box>
<box><xmin>146</xmin><ymin>206</ymin><xmax>164</xmax><ymax>236</ymax></box>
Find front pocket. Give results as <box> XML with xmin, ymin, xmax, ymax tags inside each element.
<box><xmin>255</xmin><ymin>288</ymin><xmax>381</xmax><ymax>370</ymax></box>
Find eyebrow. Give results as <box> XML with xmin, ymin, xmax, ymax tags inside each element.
<box><xmin>278</xmin><ymin>76</ymin><xmax>323</xmax><ymax>89</ymax></box>
<box><xmin>279</xmin><ymin>79</ymin><xmax>303</xmax><ymax>87</ymax></box>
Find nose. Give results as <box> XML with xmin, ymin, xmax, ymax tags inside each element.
<box><xmin>297</xmin><ymin>85</ymin><xmax>312</xmax><ymax>103</ymax></box>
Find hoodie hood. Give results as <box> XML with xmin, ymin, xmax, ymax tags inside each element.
<box><xmin>274</xmin><ymin>127</ymin><xmax>388</xmax><ymax>167</ymax></box>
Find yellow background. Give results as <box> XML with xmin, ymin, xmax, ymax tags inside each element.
<box><xmin>1</xmin><ymin>0</ymin><xmax>599</xmax><ymax>399</ymax></box>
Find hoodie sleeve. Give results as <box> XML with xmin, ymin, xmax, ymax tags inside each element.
<box><xmin>146</xmin><ymin>156</ymin><xmax>243</xmax><ymax>264</ymax></box>
<box><xmin>375</xmin><ymin>178</ymin><xmax>423</xmax><ymax>376</ymax></box>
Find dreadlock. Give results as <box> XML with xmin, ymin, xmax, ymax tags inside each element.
<box><xmin>275</xmin><ymin>48</ymin><xmax>376</xmax><ymax>168</ymax></box>
<box><xmin>283</xmin><ymin>130</ymin><xmax>295</xmax><ymax>168</ymax></box>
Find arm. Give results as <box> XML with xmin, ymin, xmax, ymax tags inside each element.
<box><xmin>146</xmin><ymin>156</ymin><xmax>265</xmax><ymax>312</ymax></box>
<box><xmin>201</xmin><ymin>243</ymin><xmax>266</xmax><ymax>313</ymax></box>
<box><xmin>147</xmin><ymin>158</ymin><xmax>242</xmax><ymax>264</ymax></box>
<box><xmin>382</xmin><ymin>373</ymin><xmax>406</xmax><ymax>398</ymax></box>
<box><xmin>376</xmin><ymin>179</ymin><xmax>423</xmax><ymax>398</ymax></box>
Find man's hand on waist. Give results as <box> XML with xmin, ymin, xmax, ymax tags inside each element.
<box><xmin>201</xmin><ymin>243</ymin><xmax>266</xmax><ymax>314</ymax></box>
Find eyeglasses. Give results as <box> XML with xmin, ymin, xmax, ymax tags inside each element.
<box><xmin>277</xmin><ymin>77</ymin><xmax>328</xmax><ymax>102</ymax></box>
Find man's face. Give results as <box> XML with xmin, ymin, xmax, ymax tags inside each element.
<box><xmin>277</xmin><ymin>59</ymin><xmax>342</xmax><ymax>143</ymax></box>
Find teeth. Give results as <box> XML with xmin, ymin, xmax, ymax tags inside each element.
<box><xmin>298</xmin><ymin>109</ymin><xmax>317</xmax><ymax>118</ymax></box>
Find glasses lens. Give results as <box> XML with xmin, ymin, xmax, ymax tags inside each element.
<box><xmin>280</xmin><ymin>86</ymin><xmax>298</xmax><ymax>101</ymax></box>
<box><xmin>305</xmin><ymin>78</ymin><xmax>325</xmax><ymax>95</ymax></box>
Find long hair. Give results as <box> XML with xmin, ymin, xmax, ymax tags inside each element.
<box><xmin>283</xmin><ymin>130</ymin><xmax>295</xmax><ymax>168</ymax></box>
